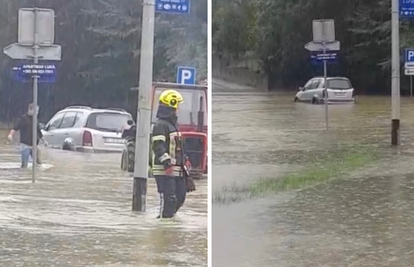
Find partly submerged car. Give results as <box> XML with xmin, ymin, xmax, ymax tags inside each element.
<box><xmin>40</xmin><ymin>106</ymin><xmax>133</xmax><ymax>153</ymax></box>
<box><xmin>294</xmin><ymin>76</ymin><xmax>356</xmax><ymax>104</ymax></box>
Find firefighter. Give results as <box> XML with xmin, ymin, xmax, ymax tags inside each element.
<box><xmin>151</xmin><ymin>89</ymin><xmax>195</xmax><ymax>219</ymax></box>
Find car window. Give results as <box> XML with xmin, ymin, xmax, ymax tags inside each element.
<box><xmin>309</xmin><ymin>80</ymin><xmax>320</xmax><ymax>89</ymax></box>
<box><xmin>86</xmin><ymin>112</ymin><xmax>132</xmax><ymax>132</ymax></box>
<box><xmin>59</xmin><ymin>112</ymin><xmax>77</xmax><ymax>129</ymax></box>
<box><xmin>303</xmin><ymin>80</ymin><xmax>313</xmax><ymax>90</ymax></box>
<box><xmin>73</xmin><ymin>112</ymin><xmax>85</xmax><ymax>128</ymax></box>
<box><xmin>47</xmin><ymin>112</ymin><xmax>65</xmax><ymax>131</ymax></box>
<box><xmin>327</xmin><ymin>79</ymin><xmax>352</xmax><ymax>89</ymax></box>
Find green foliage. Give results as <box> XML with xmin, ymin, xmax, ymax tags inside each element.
<box><xmin>213</xmin><ymin>0</ymin><xmax>414</xmax><ymax>93</ymax></box>
<box><xmin>0</xmin><ymin>0</ymin><xmax>207</xmax><ymax>122</ymax></box>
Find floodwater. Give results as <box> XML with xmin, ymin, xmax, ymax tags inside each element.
<box><xmin>212</xmin><ymin>80</ymin><xmax>414</xmax><ymax>266</ymax></box>
<box><xmin>0</xmin><ymin>134</ymin><xmax>207</xmax><ymax>267</ymax></box>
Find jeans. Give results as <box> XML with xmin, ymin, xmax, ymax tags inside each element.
<box><xmin>20</xmin><ymin>144</ymin><xmax>41</xmax><ymax>168</ymax></box>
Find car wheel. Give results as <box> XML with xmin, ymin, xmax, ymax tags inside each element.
<box><xmin>312</xmin><ymin>97</ymin><xmax>319</xmax><ymax>104</ymax></box>
<box><xmin>294</xmin><ymin>97</ymin><xmax>298</xmax><ymax>102</ymax></box>
<box><xmin>127</xmin><ymin>144</ymin><xmax>135</xmax><ymax>173</ymax></box>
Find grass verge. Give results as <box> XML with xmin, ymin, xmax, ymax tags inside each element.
<box><xmin>213</xmin><ymin>148</ymin><xmax>380</xmax><ymax>205</ymax></box>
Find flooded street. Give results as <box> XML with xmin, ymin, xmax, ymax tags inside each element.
<box><xmin>0</xmin><ymin>134</ymin><xmax>207</xmax><ymax>267</ymax></box>
<box><xmin>212</xmin><ymin>80</ymin><xmax>414</xmax><ymax>266</ymax></box>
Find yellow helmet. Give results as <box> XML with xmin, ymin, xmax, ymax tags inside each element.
<box><xmin>159</xmin><ymin>89</ymin><xmax>184</xmax><ymax>108</ymax></box>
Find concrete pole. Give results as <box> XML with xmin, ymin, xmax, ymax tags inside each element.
<box><xmin>32</xmin><ymin>8</ymin><xmax>39</xmax><ymax>183</ymax></box>
<box><xmin>391</xmin><ymin>0</ymin><xmax>400</xmax><ymax>146</ymax></box>
<box><xmin>132</xmin><ymin>0</ymin><xmax>155</xmax><ymax>212</ymax></box>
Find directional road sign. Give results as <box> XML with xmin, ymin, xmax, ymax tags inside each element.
<box><xmin>305</xmin><ymin>41</ymin><xmax>340</xmax><ymax>52</ymax></box>
<box><xmin>400</xmin><ymin>0</ymin><xmax>414</xmax><ymax>18</ymax></box>
<box><xmin>4</xmin><ymin>43</ymin><xmax>61</xmax><ymax>61</ymax></box>
<box><xmin>177</xmin><ymin>66</ymin><xmax>196</xmax><ymax>85</ymax></box>
<box><xmin>11</xmin><ymin>64</ymin><xmax>56</xmax><ymax>83</ymax></box>
<box><xmin>156</xmin><ymin>0</ymin><xmax>190</xmax><ymax>14</ymax></box>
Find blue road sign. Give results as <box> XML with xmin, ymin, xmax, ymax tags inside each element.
<box><xmin>177</xmin><ymin>66</ymin><xmax>196</xmax><ymax>85</ymax></box>
<box><xmin>400</xmin><ymin>0</ymin><xmax>414</xmax><ymax>18</ymax></box>
<box><xmin>156</xmin><ymin>0</ymin><xmax>190</xmax><ymax>14</ymax></box>
<box><xmin>11</xmin><ymin>64</ymin><xmax>56</xmax><ymax>83</ymax></box>
<box><xmin>405</xmin><ymin>48</ymin><xmax>414</xmax><ymax>62</ymax></box>
<box><xmin>310</xmin><ymin>51</ymin><xmax>339</xmax><ymax>65</ymax></box>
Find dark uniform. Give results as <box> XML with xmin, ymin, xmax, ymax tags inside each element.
<box><xmin>151</xmin><ymin>104</ymin><xmax>187</xmax><ymax>218</ymax></box>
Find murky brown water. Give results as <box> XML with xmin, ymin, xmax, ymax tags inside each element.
<box><xmin>212</xmin><ymin>81</ymin><xmax>414</xmax><ymax>266</ymax></box>
<box><xmin>0</xmin><ymin>132</ymin><xmax>207</xmax><ymax>267</ymax></box>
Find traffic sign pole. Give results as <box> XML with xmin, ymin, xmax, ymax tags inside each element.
<box><xmin>32</xmin><ymin>8</ymin><xmax>39</xmax><ymax>183</ymax></box>
<box><xmin>323</xmin><ymin>42</ymin><xmax>329</xmax><ymax>130</ymax></box>
<box><xmin>132</xmin><ymin>0</ymin><xmax>155</xmax><ymax>212</ymax></box>
<box><xmin>391</xmin><ymin>0</ymin><xmax>400</xmax><ymax>146</ymax></box>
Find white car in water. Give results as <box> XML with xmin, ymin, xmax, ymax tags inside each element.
<box><xmin>294</xmin><ymin>76</ymin><xmax>356</xmax><ymax>104</ymax></box>
<box><xmin>40</xmin><ymin>106</ymin><xmax>133</xmax><ymax>153</ymax></box>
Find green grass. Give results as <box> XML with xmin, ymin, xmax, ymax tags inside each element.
<box><xmin>213</xmin><ymin>148</ymin><xmax>380</xmax><ymax>205</ymax></box>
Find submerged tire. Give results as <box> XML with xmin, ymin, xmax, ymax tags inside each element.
<box><xmin>127</xmin><ymin>144</ymin><xmax>135</xmax><ymax>173</ymax></box>
<box><xmin>312</xmin><ymin>97</ymin><xmax>319</xmax><ymax>104</ymax></box>
<box><xmin>294</xmin><ymin>97</ymin><xmax>298</xmax><ymax>102</ymax></box>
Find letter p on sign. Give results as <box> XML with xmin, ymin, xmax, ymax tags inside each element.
<box><xmin>406</xmin><ymin>49</ymin><xmax>414</xmax><ymax>62</ymax></box>
<box><xmin>177</xmin><ymin>67</ymin><xmax>196</xmax><ymax>85</ymax></box>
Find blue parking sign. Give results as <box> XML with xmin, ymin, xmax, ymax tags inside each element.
<box><xmin>177</xmin><ymin>67</ymin><xmax>196</xmax><ymax>85</ymax></box>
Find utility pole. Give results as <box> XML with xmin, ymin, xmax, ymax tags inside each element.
<box><xmin>132</xmin><ymin>0</ymin><xmax>155</xmax><ymax>212</ymax></box>
<box><xmin>391</xmin><ymin>0</ymin><xmax>400</xmax><ymax>146</ymax></box>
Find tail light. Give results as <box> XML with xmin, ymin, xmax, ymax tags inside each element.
<box><xmin>83</xmin><ymin>130</ymin><xmax>93</xmax><ymax>146</ymax></box>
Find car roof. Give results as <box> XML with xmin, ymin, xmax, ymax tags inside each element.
<box><xmin>312</xmin><ymin>76</ymin><xmax>350</xmax><ymax>80</ymax></box>
<box><xmin>59</xmin><ymin>106</ymin><xmax>131</xmax><ymax>114</ymax></box>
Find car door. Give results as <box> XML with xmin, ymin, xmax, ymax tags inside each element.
<box><xmin>52</xmin><ymin>111</ymin><xmax>78</xmax><ymax>147</ymax></box>
<box><xmin>308</xmin><ymin>79</ymin><xmax>322</xmax><ymax>100</ymax></box>
<box><xmin>299</xmin><ymin>79</ymin><xmax>313</xmax><ymax>101</ymax></box>
<box><xmin>42</xmin><ymin>112</ymin><xmax>65</xmax><ymax>147</ymax></box>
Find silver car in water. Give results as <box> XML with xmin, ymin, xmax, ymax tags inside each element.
<box><xmin>294</xmin><ymin>76</ymin><xmax>356</xmax><ymax>104</ymax></box>
<box><xmin>40</xmin><ymin>106</ymin><xmax>133</xmax><ymax>153</ymax></box>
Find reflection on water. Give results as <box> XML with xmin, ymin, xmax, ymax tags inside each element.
<box><xmin>0</xmin><ymin>137</ymin><xmax>207</xmax><ymax>267</ymax></box>
<box><xmin>212</xmin><ymin>84</ymin><xmax>414</xmax><ymax>266</ymax></box>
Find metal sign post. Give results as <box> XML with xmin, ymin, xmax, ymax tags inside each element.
<box><xmin>3</xmin><ymin>8</ymin><xmax>61</xmax><ymax>182</ymax></box>
<box><xmin>305</xmin><ymin>19</ymin><xmax>339</xmax><ymax>130</ymax></box>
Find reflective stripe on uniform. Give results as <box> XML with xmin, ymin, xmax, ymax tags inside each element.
<box><xmin>159</xmin><ymin>153</ymin><xmax>171</xmax><ymax>163</ymax></box>
<box><xmin>169</xmin><ymin>132</ymin><xmax>179</xmax><ymax>162</ymax></box>
<box><xmin>152</xmin><ymin>165</ymin><xmax>182</xmax><ymax>176</ymax></box>
<box><xmin>152</xmin><ymin>135</ymin><xmax>166</xmax><ymax>142</ymax></box>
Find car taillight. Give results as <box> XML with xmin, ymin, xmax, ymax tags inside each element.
<box><xmin>83</xmin><ymin>130</ymin><xmax>93</xmax><ymax>146</ymax></box>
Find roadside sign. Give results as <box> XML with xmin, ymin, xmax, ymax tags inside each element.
<box><xmin>405</xmin><ymin>62</ymin><xmax>414</xmax><ymax>68</ymax></box>
<box><xmin>310</xmin><ymin>51</ymin><xmax>338</xmax><ymax>63</ymax></box>
<box><xmin>12</xmin><ymin>64</ymin><xmax>56</xmax><ymax>83</ymax></box>
<box><xmin>305</xmin><ymin>41</ymin><xmax>340</xmax><ymax>52</ymax></box>
<box><xmin>400</xmin><ymin>0</ymin><xmax>414</xmax><ymax>18</ymax></box>
<box><xmin>155</xmin><ymin>0</ymin><xmax>190</xmax><ymax>14</ymax></box>
<box><xmin>19</xmin><ymin>8</ymin><xmax>55</xmax><ymax>45</ymax></box>
<box><xmin>405</xmin><ymin>48</ymin><xmax>414</xmax><ymax>62</ymax></box>
<box><xmin>3</xmin><ymin>43</ymin><xmax>61</xmax><ymax>61</ymax></box>
<box><xmin>312</xmin><ymin>19</ymin><xmax>335</xmax><ymax>42</ymax></box>
<box><xmin>177</xmin><ymin>66</ymin><xmax>196</xmax><ymax>85</ymax></box>
<box><xmin>405</xmin><ymin>68</ymin><xmax>414</xmax><ymax>76</ymax></box>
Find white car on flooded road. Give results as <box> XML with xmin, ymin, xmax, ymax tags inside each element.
<box><xmin>40</xmin><ymin>106</ymin><xmax>133</xmax><ymax>153</ymax></box>
<box><xmin>294</xmin><ymin>76</ymin><xmax>356</xmax><ymax>104</ymax></box>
